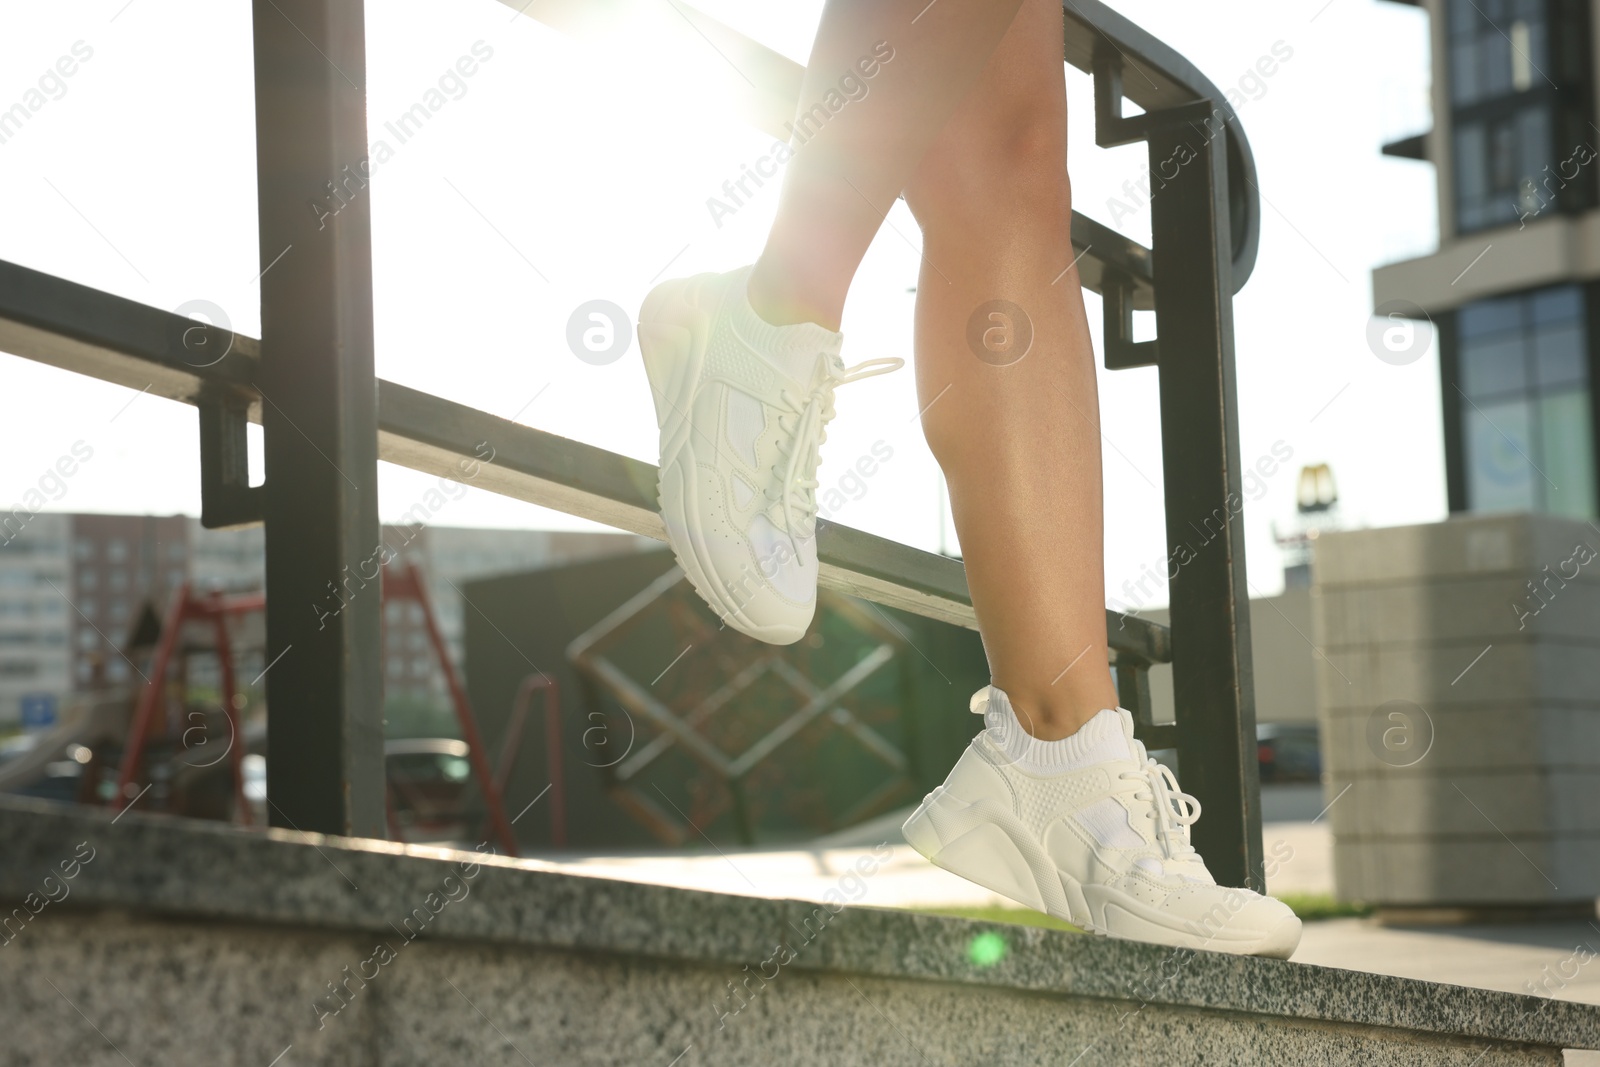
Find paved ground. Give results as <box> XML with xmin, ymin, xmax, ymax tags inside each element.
<box><xmin>545</xmin><ymin>785</ymin><xmax>1336</xmax><ymax>904</ymax></box>
<box><xmin>530</xmin><ymin>784</ymin><xmax>1600</xmax><ymax>1005</ymax></box>
<box><xmin>1296</xmin><ymin>917</ymin><xmax>1600</xmax><ymax>1006</ymax></box>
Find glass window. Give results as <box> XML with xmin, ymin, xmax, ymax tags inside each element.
<box><xmin>1516</xmin><ymin>104</ymin><xmax>1549</xmax><ymax>193</ymax></box>
<box><xmin>1461</xmin><ymin>295</ymin><xmax>1522</xmax><ymax>335</ymax></box>
<box><xmin>107</xmin><ymin>539</ymin><xmax>128</xmax><ymax>562</ymax></box>
<box><xmin>1533</xmin><ymin>321</ymin><xmax>1585</xmax><ymax>386</ymax></box>
<box><xmin>1516</xmin><ymin>0</ymin><xmax>1549</xmax><ymax>74</ymax></box>
<box><xmin>1449</xmin><ymin>0</ymin><xmax>1541</xmax><ymax>106</ymax></box>
<box><xmin>1447</xmin><ymin>0</ymin><xmax>1589</xmax><ymax>234</ymax></box>
<box><xmin>1488</xmin><ymin>28</ymin><xmax>1515</xmax><ymax>97</ymax></box>
<box><xmin>1510</xmin><ymin>20</ymin><xmax>1535</xmax><ymax>92</ymax></box>
<box><xmin>1452</xmin><ymin>40</ymin><xmax>1480</xmax><ymax>104</ymax></box>
<box><xmin>1489</xmin><ymin>117</ymin><xmax>1520</xmax><ymax>191</ymax></box>
<box><xmin>1455</xmin><ymin>105</ymin><xmax>1553</xmax><ymax>230</ymax></box>
<box><xmin>1539</xmin><ymin>389</ymin><xmax>1597</xmax><ymax>516</ymax></box>
<box><xmin>1456</xmin><ymin>284</ymin><xmax>1594</xmax><ymax>516</ymax></box>
<box><xmin>1455</xmin><ymin>122</ymin><xmax>1488</xmax><ymax>229</ymax></box>
<box><xmin>1462</xmin><ymin>332</ymin><xmax>1526</xmax><ymax>397</ymax></box>
<box><xmin>1465</xmin><ymin>397</ymin><xmax>1537</xmax><ymax>512</ymax></box>
<box><xmin>79</xmin><ymin>570</ymin><xmax>99</xmax><ymax>591</ymax></box>
<box><xmin>1533</xmin><ymin>286</ymin><xmax>1583</xmax><ymax>322</ymax></box>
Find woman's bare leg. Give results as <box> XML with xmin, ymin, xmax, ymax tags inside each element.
<box><xmin>746</xmin><ymin>0</ymin><xmax>1024</xmax><ymax>331</ymax></box>
<box><xmin>687</xmin><ymin>4</ymin><xmax>1301</xmax><ymax>955</ymax></box>
<box><xmin>904</xmin><ymin>0</ymin><xmax>1118</xmax><ymax>739</ymax></box>
<box><xmin>751</xmin><ymin>0</ymin><xmax>1118</xmax><ymax>739</ymax></box>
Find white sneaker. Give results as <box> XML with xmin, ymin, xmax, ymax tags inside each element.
<box><xmin>902</xmin><ymin>685</ymin><xmax>1302</xmax><ymax>959</ymax></box>
<box><xmin>637</xmin><ymin>264</ymin><xmax>902</xmax><ymax>645</ymax></box>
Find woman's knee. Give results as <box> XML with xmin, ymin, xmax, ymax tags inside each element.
<box><xmin>904</xmin><ymin>107</ymin><xmax>1072</xmax><ymax>234</ymax></box>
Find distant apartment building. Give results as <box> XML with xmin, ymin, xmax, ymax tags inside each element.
<box><xmin>0</xmin><ymin>513</ymin><xmax>652</xmax><ymax>726</ymax></box>
<box><xmin>1375</xmin><ymin>0</ymin><xmax>1600</xmax><ymax>519</ymax></box>
<box><xmin>0</xmin><ymin>514</ymin><xmax>70</xmax><ymax>726</ymax></box>
<box><xmin>69</xmin><ymin>513</ymin><xmax>191</xmax><ymax>688</ymax></box>
<box><xmin>379</xmin><ymin>524</ymin><xmax>658</xmax><ymax>703</ymax></box>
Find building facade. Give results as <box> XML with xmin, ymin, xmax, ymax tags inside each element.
<box><xmin>377</xmin><ymin>524</ymin><xmax>659</xmax><ymax>705</ymax></box>
<box><xmin>1375</xmin><ymin>0</ymin><xmax>1600</xmax><ymax>520</ymax></box>
<box><xmin>0</xmin><ymin>514</ymin><xmax>652</xmax><ymax>727</ymax></box>
<box><xmin>0</xmin><ymin>514</ymin><xmax>70</xmax><ymax>726</ymax></box>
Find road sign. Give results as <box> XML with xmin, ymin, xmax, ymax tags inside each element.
<box><xmin>20</xmin><ymin>693</ymin><xmax>58</xmax><ymax>730</ymax></box>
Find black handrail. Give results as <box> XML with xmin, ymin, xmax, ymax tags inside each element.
<box><xmin>0</xmin><ymin>0</ymin><xmax>1262</xmax><ymax>887</ymax></box>
<box><xmin>1062</xmin><ymin>0</ymin><xmax>1261</xmax><ymax>291</ymax></box>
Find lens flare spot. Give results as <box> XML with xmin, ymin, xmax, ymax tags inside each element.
<box><xmin>968</xmin><ymin>931</ymin><xmax>1007</xmax><ymax>968</ymax></box>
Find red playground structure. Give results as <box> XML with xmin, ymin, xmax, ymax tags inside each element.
<box><xmin>106</xmin><ymin>560</ymin><xmax>553</xmax><ymax>857</ymax></box>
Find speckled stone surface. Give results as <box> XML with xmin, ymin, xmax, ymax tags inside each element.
<box><xmin>1</xmin><ymin>798</ymin><xmax>1598</xmax><ymax>1065</ymax></box>
<box><xmin>0</xmin><ymin>913</ymin><xmax>1572</xmax><ymax>1066</ymax></box>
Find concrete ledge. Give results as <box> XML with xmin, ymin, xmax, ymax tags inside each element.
<box><xmin>1</xmin><ymin>799</ymin><xmax>1598</xmax><ymax>1064</ymax></box>
<box><xmin>1312</xmin><ymin>512</ymin><xmax>1600</xmax><ymax>588</ymax></box>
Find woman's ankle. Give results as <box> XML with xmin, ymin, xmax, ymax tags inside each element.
<box><xmin>746</xmin><ymin>256</ymin><xmax>843</xmax><ymax>331</ymax></box>
<box><xmin>996</xmin><ymin>678</ymin><xmax>1120</xmax><ymax>741</ymax></box>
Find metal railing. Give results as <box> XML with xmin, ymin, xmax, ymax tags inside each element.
<box><xmin>0</xmin><ymin>0</ymin><xmax>1266</xmax><ymax>887</ymax></box>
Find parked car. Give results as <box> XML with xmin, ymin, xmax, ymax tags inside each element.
<box><xmin>385</xmin><ymin>737</ymin><xmax>473</xmax><ymax>840</ymax></box>
<box><xmin>1256</xmin><ymin>723</ymin><xmax>1321</xmax><ymax>784</ymax></box>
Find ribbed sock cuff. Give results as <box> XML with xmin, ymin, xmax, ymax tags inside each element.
<box><xmin>724</xmin><ymin>264</ymin><xmax>841</xmax><ymax>385</ymax></box>
<box><xmin>980</xmin><ymin>686</ymin><xmax>1131</xmax><ymax>773</ymax></box>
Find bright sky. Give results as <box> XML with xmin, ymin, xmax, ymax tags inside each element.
<box><xmin>0</xmin><ymin>0</ymin><xmax>1435</xmax><ymax>608</ymax></box>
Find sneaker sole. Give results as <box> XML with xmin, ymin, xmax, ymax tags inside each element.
<box><xmin>902</xmin><ymin>786</ymin><xmax>1301</xmax><ymax>959</ymax></box>
<box><xmin>637</xmin><ymin>274</ymin><xmax>807</xmax><ymax>645</ymax></box>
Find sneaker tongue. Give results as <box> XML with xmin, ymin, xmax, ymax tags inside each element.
<box><xmin>1113</xmin><ymin>707</ymin><xmax>1138</xmax><ymax>751</ymax></box>
<box><xmin>1094</xmin><ymin>707</ymin><xmax>1136</xmax><ymax>762</ymax></box>
<box><xmin>758</xmin><ymin>330</ymin><xmax>838</xmax><ymax>390</ymax></box>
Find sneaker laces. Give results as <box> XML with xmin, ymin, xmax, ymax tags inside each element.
<box><xmin>1120</xmin><ymin>739</ymin><xmax>1202</xmax><ymax>866</ymax></box>
<box><xmin>766</xmin><ymin>354</ymin><xmax>903</xmax><ymax>550</ymax></box>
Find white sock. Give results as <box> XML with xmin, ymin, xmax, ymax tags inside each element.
<box><xmin>722</xmin><ymin>264</ymin><xmax>841</xmax><ymax>385</ymax></box>
<box><xmin>978</xmin><ymin>685</ymin><xmax>1130</xmax><ymax>774</ymax></box>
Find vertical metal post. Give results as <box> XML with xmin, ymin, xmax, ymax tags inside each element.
<box><xmin>1438</xmin><ymin>311</ymin><xmax>1468</xmax><ymax>514</ymax></box>
<box><xmin>1147</xmin><ymin>122</ymin><xmax>1264</xmax><ymax>891</ymax></box>
<box><xmin>252</xmin><ymin>0</ymin><xmax>385</xmax><ymax>837</ymax></box>
<box><xmin>1584</xmin><ymin>280</ymin><xmax>1600</xmax><ymax>514</ymax></box>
